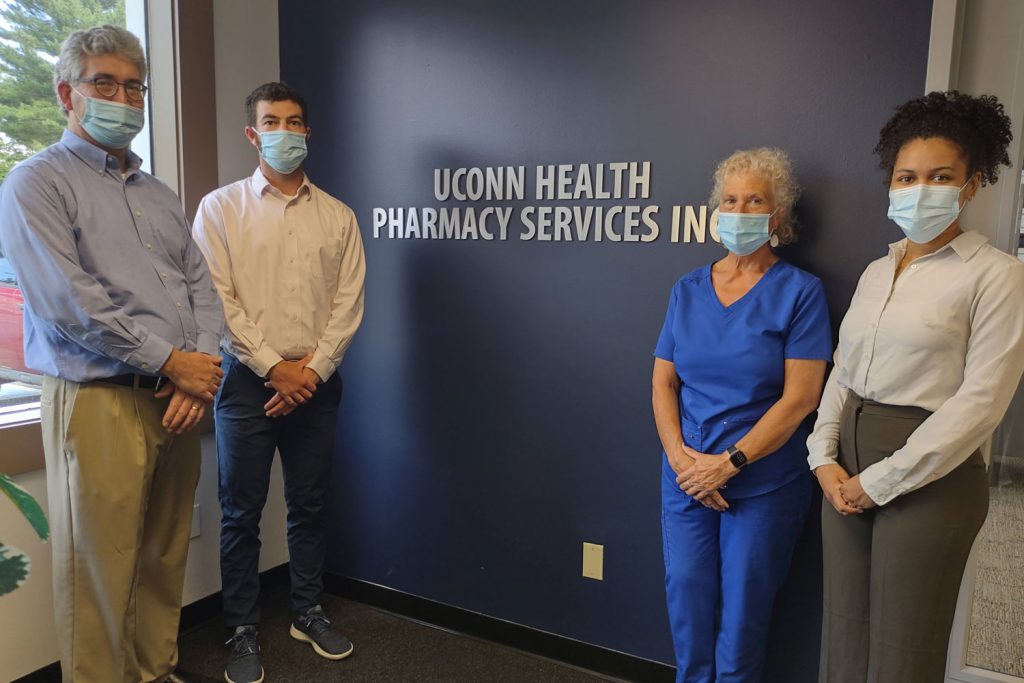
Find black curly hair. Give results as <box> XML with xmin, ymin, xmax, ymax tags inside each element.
<box><xmin>874</xmin><ymin>91</ymin><xmax>1012</xmax><ymax>186</ymax></box>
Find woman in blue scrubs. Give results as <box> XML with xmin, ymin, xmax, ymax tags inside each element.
<box><xmin>652</xmin><ymin>148</ymin><xmax>832</xmax><ymax>683</ymax></box>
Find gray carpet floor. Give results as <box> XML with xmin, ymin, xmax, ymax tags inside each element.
<box><xmin>965</xmin><ymin>461</ymin><xmax>1024</xmax><ymax>677</ymax></box>
<box><xmin>176</xmin><ymin>588</ymin><xmax>613</xmax><ymax>682</ymax></box>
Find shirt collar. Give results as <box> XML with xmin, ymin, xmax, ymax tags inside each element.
<box><xmin>887</xmin><ymin>230</ymin><xmax>988</xmax><ymax>263</ymax></box>
<box><xmin>60</xmin><ymin>128</ymin><xmax>143</xmax><ymax>175</ymax></box>
<box><xmin>251</xmin><ymin>167</ymin><xmax>312</xmax><ymax>201</ymax></box>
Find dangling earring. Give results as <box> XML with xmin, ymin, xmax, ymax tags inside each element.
<box><xmin>769</xmin><ymin>233</ymin><xmax>780</xmax><ymax>248</ymax></box>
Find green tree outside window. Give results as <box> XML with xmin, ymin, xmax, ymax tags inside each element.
<box><xmin>0</xmin><ymin>0</ymin><xmax>126</xmax><ymax>181</ymax></box>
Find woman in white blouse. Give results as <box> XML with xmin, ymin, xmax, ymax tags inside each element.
<box><xmin>807</xmin><ymin>91</ymin><xmax>1024</xmax><ymax>683</ymax></box>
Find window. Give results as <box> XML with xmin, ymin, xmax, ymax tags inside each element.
<box><xmin>0</xmin><ymin>0</ymin><xmax>149</xmax><ymax>415</ymax></box>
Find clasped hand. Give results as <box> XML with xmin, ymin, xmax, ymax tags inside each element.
<box><xmin>814</xmin><ymin>463</ymin><xmax>876</xmax><ymax>515</ymax></box>
<box><xmin>155</xmin><ymin>381</ymin><xmax>208</xmax><ymax>434</ymax></box>
<box><xmin>160</xmin><ymin>349</ymin><xmax>222</xmax><ymax>401</ymax></box>
<box><xmin>264</xmin><ymin>353</ymin><xmax>321</xmax><ymax>417</ymax></box>
<box><xmin>676</xmin><ymin>446</ymin><xmax>737</xmax><ymax>512</ymax></box>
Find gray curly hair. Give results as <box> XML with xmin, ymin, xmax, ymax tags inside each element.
<box><xmin>708</xmin><ymin>147</ymin><xmax>801</xmax><ymax>245</ymax></box>
<box><xmin>53</xmin><ymin>25</ymin><xmax>147</xmax><ymax>116</ymax></box>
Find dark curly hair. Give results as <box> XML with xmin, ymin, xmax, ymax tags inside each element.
<box><xmin>874</xmin><ymin>91</ymin><xmax>1012</xmax><ymax>186</ymax></box>
<box><xmin>245</xmin><ymin>81</ymin><xmax>308</xmax><ymax>128</ymax></box>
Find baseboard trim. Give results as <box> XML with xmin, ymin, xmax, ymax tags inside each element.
<box><xmin>15</xmin><ymin>567</ymin><xmax>674</xmax><ymax>682</ymax></box>
<box><xmin>324</xmin><ymin>573</ymin><xmax>675</xmax><ymax>683</ymax></box>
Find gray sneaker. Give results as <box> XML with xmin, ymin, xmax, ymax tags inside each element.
<box><xmin>289</xmin><ymin>605</ymin><xmax>354</xmax><ymax>660</ymax></box>
<box><xmin>224</xmin><ymin>625</ymin><xmax>264</xmax><ymax>683</ymax></box>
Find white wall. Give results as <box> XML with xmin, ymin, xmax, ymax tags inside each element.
<box><xmin>956</xmin><ymin>0</ymin><xmax>1024</xmax><ymax>252</ymax></box>
<box><xmin>213</xmin><ymin>0</ymin><xmax>281</xmax><ymax>186</ymax></box>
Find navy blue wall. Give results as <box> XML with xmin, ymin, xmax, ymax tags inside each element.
<box><xmin>279</xmin><ymin>0</ymin><xmax>932</xmax><ymax>673</ymax></box>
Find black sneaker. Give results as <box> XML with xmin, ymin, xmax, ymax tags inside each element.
<box><xmin>289</xmin><ymin>605</ymin><xmax>354</xmax><ymax>660</ymax></box>
<box><xmin>224</xmin><ymin>625</ymin><xmax>264</xmax><ymax>683</ymax></box>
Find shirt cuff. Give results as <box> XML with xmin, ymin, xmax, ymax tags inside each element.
<box><xmin>806</xmin><ymin>438</ymin><xmax>839</xmax><ymax>471</ymax></box>
<box><xmin>195</xmin><ymin>333</ymin><xmax>221</xmax><ymax>357</ymax></box>
<box><xmin>307</xmin><ymin>352</ymin><xmax>336</xmax><ymax>384</ymax></box>
<box><xmin>249</xmin><ymin>346</ymin><xmax>285</xmax><ymax>379</ymax></box>
<box><xmin>857</xmin><ymin>460</ymin><xmax>900</xmax><ymax>506</ymax></box>
<box><xmin>129</xmin><ymin>334</ymin><xmax>174</xmax><ymax>375</ymax></box>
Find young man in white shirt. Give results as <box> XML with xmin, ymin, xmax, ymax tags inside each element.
<box><xmin>192</xmin><ymin>82</ymin><xmax>366</xmax><ymax>683</ymax></box>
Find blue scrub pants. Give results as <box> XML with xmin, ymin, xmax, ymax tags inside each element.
<box><xmin>662</xmin><ymin>462</ymin><xmax>811</xmax><ymax>683</ymax></box>
<box><xmin>216</xmin><ymin>353</ymin><xmax>342</xmax><ymax>627</ymax></box>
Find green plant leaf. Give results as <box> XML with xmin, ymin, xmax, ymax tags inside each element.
<box><xmin>0</xmin><ymin>473</ymin><xmax>49</xmax><ymax>541</ymax></box>
<box><xmin>0</xmin><ymin>543</ymin><xmax>31</xmax><ymax>597</ymax></box>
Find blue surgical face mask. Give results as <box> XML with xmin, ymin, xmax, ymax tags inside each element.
<box><xmin>887</xmin><ymin>181</ymin><xmax>969</xmax><ymax>244</ymax></box>
<box><xmin>72</xmin><ymin>90</ymin><xmax>144</xmax><ymax>149</ymax></box>
<box><xmin>716</xmin><ymin>210</ymin><xmax>776</xmax><ymax>256</ymax></box>
<box><xmin>256</xmin><ymin>130</ymin><xmax>308</xmax><ymax>174</ymax></box>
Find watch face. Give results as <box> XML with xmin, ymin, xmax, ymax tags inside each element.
<box><xmin>729</xmin><ymin>449</ymin><xmax>747</xmax><ymax>468</ymax></box>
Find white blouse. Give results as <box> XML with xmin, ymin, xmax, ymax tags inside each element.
<box><xmin>807</xmin><ymin>231</ymin><xmax>1024</xmax><ymax>505</ymax></box>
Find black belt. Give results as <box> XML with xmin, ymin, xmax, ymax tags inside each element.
<box><xmin>93</xmin><ymin>373</ymin><xmax>162</xmax><ymax>389</ymax></box>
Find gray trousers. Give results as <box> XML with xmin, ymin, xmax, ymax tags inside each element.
<box><xmin>820</xmin><ymin>395</ymin><xmax>988</xmax><ymax>683</ymax></box>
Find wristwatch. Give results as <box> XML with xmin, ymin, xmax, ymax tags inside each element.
<box><xmin>726</xmin><ymin>445</ymin><xmax>748</xmax><ymax>470</ymax></box>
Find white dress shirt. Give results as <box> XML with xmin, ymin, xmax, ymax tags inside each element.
<box><xmin>807</xmin><ymin>231</ymin><xmax>1024</xmax><ymax>505</ymax></box>
<box><xmin>192</xmin><ymin>168</ymin><xmax>365</xmax><ymax>382</ymax></box>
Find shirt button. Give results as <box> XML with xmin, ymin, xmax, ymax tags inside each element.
<box><xmin>146</xmin><ymin>243</ymin><xmax>152</xmax><ymax>249</ymax></box>
<box><xmin>142</xmin><ymin>362</ymin><xmax>148</xmax><ymax>368</ymax></box>
<box><xmin>160</xmin><ymin>272</ymin><xmax>167</xmax><ymax>278</ymax></box>
<box><xmin>135</xmin><ymin>210</ymin><xmax>142</xmax><ymax>217</ymax></box>
<box><xmin>911</xmin><ymin>264</ymin><xmax>918</xmax><ymax>269</ymax></box>
<box><xmin>176</xmin><ymin>302</ymin><xmax>182</xmax><ymax>308</ymax></box>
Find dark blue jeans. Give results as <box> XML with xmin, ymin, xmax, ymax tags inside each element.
<box><xmin>215</xmin><ymin>353</ymin><xmax>342</xmax><ymax>627</ymax></box>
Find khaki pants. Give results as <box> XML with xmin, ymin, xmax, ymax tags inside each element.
<box><xmin>41</xmin><ymin>376</ymin><xmax>200</xmax><ymax>683</ymax></box>
<box><xmin>820</xmin><ymin>395</ymin><xmax>988</xmax><ymax>683</ymax></box>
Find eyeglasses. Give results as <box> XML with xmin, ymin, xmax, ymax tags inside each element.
<box><xmin>76</xmin><ymin>76</ymin><xmax>148</xmax><ymax>103</ymax></box>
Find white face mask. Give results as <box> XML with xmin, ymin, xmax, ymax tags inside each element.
<box><xmin>887</xmin><ymin>180</ymin><xmax>969</xmax><ymax>244</ymax></box>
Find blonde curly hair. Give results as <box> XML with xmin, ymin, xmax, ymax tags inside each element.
<box><xmin>708</xmin><ymin>148</ymin><xmax>801</xmax><ymax>245</ymax></box>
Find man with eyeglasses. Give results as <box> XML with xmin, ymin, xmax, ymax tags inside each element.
<box><xmin>0</xmin><ymin>25</ymin><xmax>223</xmax><ymax>683</ymax></box>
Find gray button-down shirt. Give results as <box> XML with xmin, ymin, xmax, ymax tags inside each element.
<box><xmin>0</xmin><ymin>129</ymin><xmax>223</xmax><ymax>381</ymax></box>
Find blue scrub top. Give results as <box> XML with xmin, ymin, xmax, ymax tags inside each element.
<box><xmin>655</xmin><ymin>259</ymin><xmax>832</xmax><ymax>498</ymax></box>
